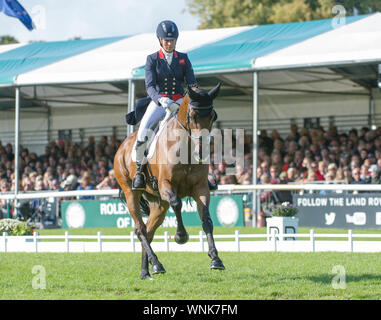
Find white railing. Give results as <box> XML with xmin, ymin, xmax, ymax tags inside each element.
<box><xmin>1</xmin><ymin>183</ymin><xmax>381</xmax><ymax>201</ymax></box>
<box><xmin>2</xmin><ymin>230</ymin><xmax>381</xmax><ymax>253</ymax></box>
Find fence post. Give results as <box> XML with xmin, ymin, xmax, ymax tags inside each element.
<box><xmin>2</xmin><ymin>232</ymin><xmax>7</xmax><ymax>253</ymax></box>
<box><xmin>97</xmin><ymin>231</ymin><xmax>102</xmax><ymax>253</ymax></box>
<box><xmin>65</xmin><ymin>231</ymin><xmax>70</xmax><ymax>253</ymax></box>
<box><xmin>6</xmin><ymin>200</ymin><xmax>10</xmax><ymax>218</ymax></box>
<box><xmin>164</xmin><ymin>231</ymin><xmax>169</xmax><ymax>252</ymax></box>
<box><xmin>130</xmin><ymin>231</ymin><xmax>135</xmax><ymax>252</ymax></box>
<box><xmin>199</xmin><ymin>231</ymin><xmax>204</xmax><ymax>252</ymax></box>
<box><xmin>272</xmin><ymin>229</ymin><xmax>277</xmax><ymax>252</ymax></box>
<box><xmin>33</xmin><ymin>231</ymin><xmax>38</xmax><ymax>253</ymax></box>
<box><xmin>235</xmin><ymin>230</ymin><xmax>240</xmax><ymax>252</ymax></box>
<box><xmin>310</xmin><ymin>229</ymin><xmax>315</xmax><ymax>253</ymax></box>
<box><xmin>348</xmin><ymin>229</ymin><xmax>353</xmax><ymax>252</ymax></box>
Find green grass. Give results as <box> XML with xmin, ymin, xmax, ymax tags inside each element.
<box><xmin>1</xmin><ymin>227</ymin><xmax>381</xmax><ymax>300</ymax></box>
<box><xmin>1</xmin><ymin>251</ymin><xmax>380</xmax><ymax>300</ymax></box>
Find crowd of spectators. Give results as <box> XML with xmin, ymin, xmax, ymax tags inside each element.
<box><xmin>209</xmin><ymin>124</ymin><xmax>381</xmax><ymax>188</ymax></box>
<box><xmin>2</xmin><ymin>124</ymin><xmax>381</xmax><ymax>216</ymax></box>
<box><xmin>0</xmin><ymin>136</ymin><xmax>121</xmax><ymax>218</ymax></box>
<box><xmin>2</xmin><ymin>125</ymin><xmax>381</xmax><ymax>194</ymax></box>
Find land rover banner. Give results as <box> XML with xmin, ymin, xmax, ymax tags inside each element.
<box><xmin>293</xmin><ymin>193</ymin><xmax>381</xmax><ymax>229</ymax></box>
<box><xmin>61</xmin><ymin>195</ymin><xmax>244</xmax><ymax>229</ymax></box>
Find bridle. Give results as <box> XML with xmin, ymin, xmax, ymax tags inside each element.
<box><xmin>174</xmin><ymin>103</ymin><xmax>216</xmax><ymax>141</ymax></box>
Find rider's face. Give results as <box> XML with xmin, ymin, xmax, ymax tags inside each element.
<box><xmin>160</xmin><ymin>38</ymin><xmax>176</xmax><ymax>52</ymax></box>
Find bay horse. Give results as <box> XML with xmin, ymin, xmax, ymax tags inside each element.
<box><xmin>113</xmin><ymin>83</ymin><xmax>225</xmax><ymax>279</ymax></box>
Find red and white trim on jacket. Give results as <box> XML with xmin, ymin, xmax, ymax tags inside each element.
<box><xmin>158</xmin><ymin>48</ymin><xmax>178</xmax><ymax>59</ymax></box>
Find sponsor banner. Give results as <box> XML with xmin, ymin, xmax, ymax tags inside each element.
<box><xmin>293</xmin><ymin>193</ymin><xmax>381</xmax><ymax>229</ymax></box>
<box><xmin>61</xmin><ymin>195</ymin><xmax>244</xmax><ymax>229</ymax></box>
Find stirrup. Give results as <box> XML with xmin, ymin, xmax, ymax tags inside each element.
<box><xmin>208</xmin><ymin>180</ymin><xmax>218</xmax><ymax>191</ymax></box>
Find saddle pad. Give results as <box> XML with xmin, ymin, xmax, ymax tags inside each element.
<box><xmin>131</xmin><ymin>111</ymin><xmax>175</xmax><ymax>162</ymax></box>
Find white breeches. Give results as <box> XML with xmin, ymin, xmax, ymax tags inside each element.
<box><xmin>136</xmin><ymin>98</ymin><xmax>183</xmax><ymax>143</ymax></box>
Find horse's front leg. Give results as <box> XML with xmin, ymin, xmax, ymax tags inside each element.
<box><xmin>160</xmin><ymin>180</ymin><xmax>189</xmax><ymax>244</ymax></box>
<box><xmin>192</xmin><ymin>185</ymin><xmax>225</xmax><ymax>270</ymax></box>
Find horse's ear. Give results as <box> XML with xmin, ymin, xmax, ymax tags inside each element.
<box><xmin>187</xmin><ymin>85</ymin><xmax>200</xmax><ymax>101</ymax></box>
<box><xmin>208</xmin><ymin>82</ymin><xmax>222</xmax><ymax>100</ymax></box>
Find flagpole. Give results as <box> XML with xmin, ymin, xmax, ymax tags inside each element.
<box><xmin>14</xmin><ymin>86</ymin><xmax>20</xmax><ymax>211</ymax></box>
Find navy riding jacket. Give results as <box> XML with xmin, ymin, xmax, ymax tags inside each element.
<box><xmin>125</xmin><ymin>48</ymin><xmax>197</xmax><ymax>125</ymax></box>
<box><xmin>145</xmin><ymin>48</ymin><xmax>197</xmax><ymax>105</ymax></box>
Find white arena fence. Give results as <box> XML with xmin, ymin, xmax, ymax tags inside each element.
<box><xmin>1</xmin><ymin>182</ymin><xmax>381</xmax><ymax>201</ymax></box>
<box><xmin>1</xmin><ymin>229</ymin><xmax>381</xmax><ymax>253</ymax></box>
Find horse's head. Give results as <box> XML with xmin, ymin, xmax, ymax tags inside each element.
<box><xmin>176</xmin><ymin>83</ymin><xmax>221</xmax><ymax>164</ymax></box>
<box><xmin>180</xmin><ymin>82</ymin><xmax>221</xmax><ymax>132</ymax></box>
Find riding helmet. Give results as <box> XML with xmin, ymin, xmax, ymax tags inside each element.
<box><xmin>156</xmin><ymin>20</ymin><xmax>179</xmax><ymax>40</ymax></box>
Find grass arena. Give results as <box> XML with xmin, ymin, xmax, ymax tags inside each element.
<box><xmin>1</xmin><ymin>227</ymin><xmax>381</xmax><ymax>300</ymax></box>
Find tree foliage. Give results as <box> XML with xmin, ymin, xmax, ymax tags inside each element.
<box><xmin>185</xmin><ymin>0</ymin><xmax>381</xmax><ymax>28</ymax></box>
<box><xmin>0</xmin><ymin>35</ymin><xmax>19</xmax><ymax>45</ymax></box>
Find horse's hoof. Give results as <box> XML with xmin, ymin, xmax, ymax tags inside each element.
<box><xmin>175</xmin><ymin>232</ymin><xmax>189</xmax><ymax>244</ymax></box>
<box><xmin>210</xmin><ymin>258</ymin><xmax>225</xmax><ymax>270</ymax></box>
<box><xmin>152</xmin><ymin>263</ymin><xmax>166</xmax><ymax>275</ymax></box>
<box><xmin>140</xmin><ymin>273</ymin><xmax>153</xmax><ymax>280</ymax></box>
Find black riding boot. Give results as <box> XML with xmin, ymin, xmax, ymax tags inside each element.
<box><xmin>132</xmin><ymin>162</ymin><xmax>146</xmax><ymax>190</ymax></box>
<box><xmin>132</xmin><ymin>140</ymin><xmax>147</xmax><ymax>191</ymax></box>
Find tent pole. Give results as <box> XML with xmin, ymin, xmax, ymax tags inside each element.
<box><xmin>252</xmin><ymin>71</ymin><xmax>258</xmax><ymax>227</ymax></box>
<box><xmin>14</xmin><ymin>86</ymin><xmax>21</xmax><ymax>213</ymax></box>
<box><xmin>127</xmin><ymin>79</ymin><xmax>136</xmax><ymax>136</ymax></box>
<box><xmin>369</xmin><ymin>89</ymin><xmax>375</xmax><ymax>129</ymax></box>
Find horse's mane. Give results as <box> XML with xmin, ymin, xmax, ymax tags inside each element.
<box><xmin>176</xmin><ymin>93</ymin><xmax>190</xmax><ymax>125</ymax></box>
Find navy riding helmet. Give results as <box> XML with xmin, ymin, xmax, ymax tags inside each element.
<box><xmin>156</xmin><ymin>20</ymin><xmax>179</xmax><ymax>40</ymax></box>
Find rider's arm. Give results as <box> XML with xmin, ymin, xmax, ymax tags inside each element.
<box><xmin>183</xmin><ymin>53</ymin><xmax>198</xmax><ymax>88</ymax></box>
<box><xmin>145</xmin><ymin>54</ymin><xmax>162</xmax><ymax>105</ymax></box>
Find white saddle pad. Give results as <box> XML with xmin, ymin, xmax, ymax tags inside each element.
<box><xmin>131</xmin><ymin>111</ymin><xmax>175</xmax><ymax>162</ymax></box>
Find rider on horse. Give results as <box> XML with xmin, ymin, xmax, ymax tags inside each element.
<box><xmin>132</xmin><ymin>20</ymin><xmax>217</xmax><ymax>191</ymax></box>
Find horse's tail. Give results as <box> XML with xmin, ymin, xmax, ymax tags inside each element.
<box><xmin>118</xmin><ymin>184</ymin><xmax>150</xmax><ymax>217</ymax></box>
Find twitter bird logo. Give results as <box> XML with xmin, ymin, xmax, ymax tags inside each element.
<box><xmin>325</xmin><ymin>212</ymin><xmax>336</xmax><ymax>225</ymax></box>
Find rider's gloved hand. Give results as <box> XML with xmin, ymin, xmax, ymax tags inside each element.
<box><xmin>158</xmin><ymin>97</ymin><xmax>174</xmax><ymax>109</ymax></box>
<box><xmin>167</xmin><ymin>102</ymin><xmax>179</xmax><ymax>113</ymax></box>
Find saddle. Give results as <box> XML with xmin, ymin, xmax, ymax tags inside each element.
<box><xmin>131</xmin><ymin>110</ymin><xmax>177</xmax><ymax>193</ymax></box>
<box><xmin>131</xmin><ymin>109</ymin><xmax>176</xmax><ymax>163</ymax></box>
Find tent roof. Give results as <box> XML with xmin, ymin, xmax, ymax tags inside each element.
<box><xmin>0</xmin><ymin>14</ymin><xmax>379</xmax><ymax>111</ymax></box>
<box><xmin>133</xmin><ymin>14</ymin><xmax>368</xmax><ymax>77</ymax></box>
<box><xmin>3</xmin><ymin>26</ymin><xmax>250</xmax><ymax>87</ymax></box>
<box><xmin>0</xmin><ymin>36</ymin><xmax>127</xmax><ymax>86</ymax></box>
<box><xmin>255</xmin><ymin>12</ymin><xmax>381</xmax><ymax>70</ymax></box>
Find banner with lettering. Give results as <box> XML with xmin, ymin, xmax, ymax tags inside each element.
<box><xmin>61</xmin><ymin>195</ymin><xmax>244</xmax><ymax>229</ymax></box>
<box><xmin>293</xmin><ymin>193</ymin><xmax>381</xmax><ymax>229</ymax></box>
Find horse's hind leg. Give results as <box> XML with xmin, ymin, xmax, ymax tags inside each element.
<box><xmin>121</xmin><ymin>187</ymin><xmax>163</xmax><ymax>279</ymax></box>
<box><xmin>145</xmin><ymin>200</ymin><xmax>169</xmax><ymax>275</ymax></box>
<box><xmin>140</xmin><ymin>199</ymin><xmax>168</xmax><ymax>279</ymax></box>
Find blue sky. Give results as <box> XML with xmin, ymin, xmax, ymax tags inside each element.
<box><xmin>0</xmin><ymin>0</ymin><xmax>199</xmax><ymax>42</ymax></box>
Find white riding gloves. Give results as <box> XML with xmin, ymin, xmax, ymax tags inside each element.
<box><xmin>159</xmin><ymin>97</ymin><xmax>179</xmax><ymax>113</ymax></box>
<box><xmin>158</xmin><ymin>97</ymin><xmax>173</xmax><ymax>109</ymax></box>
